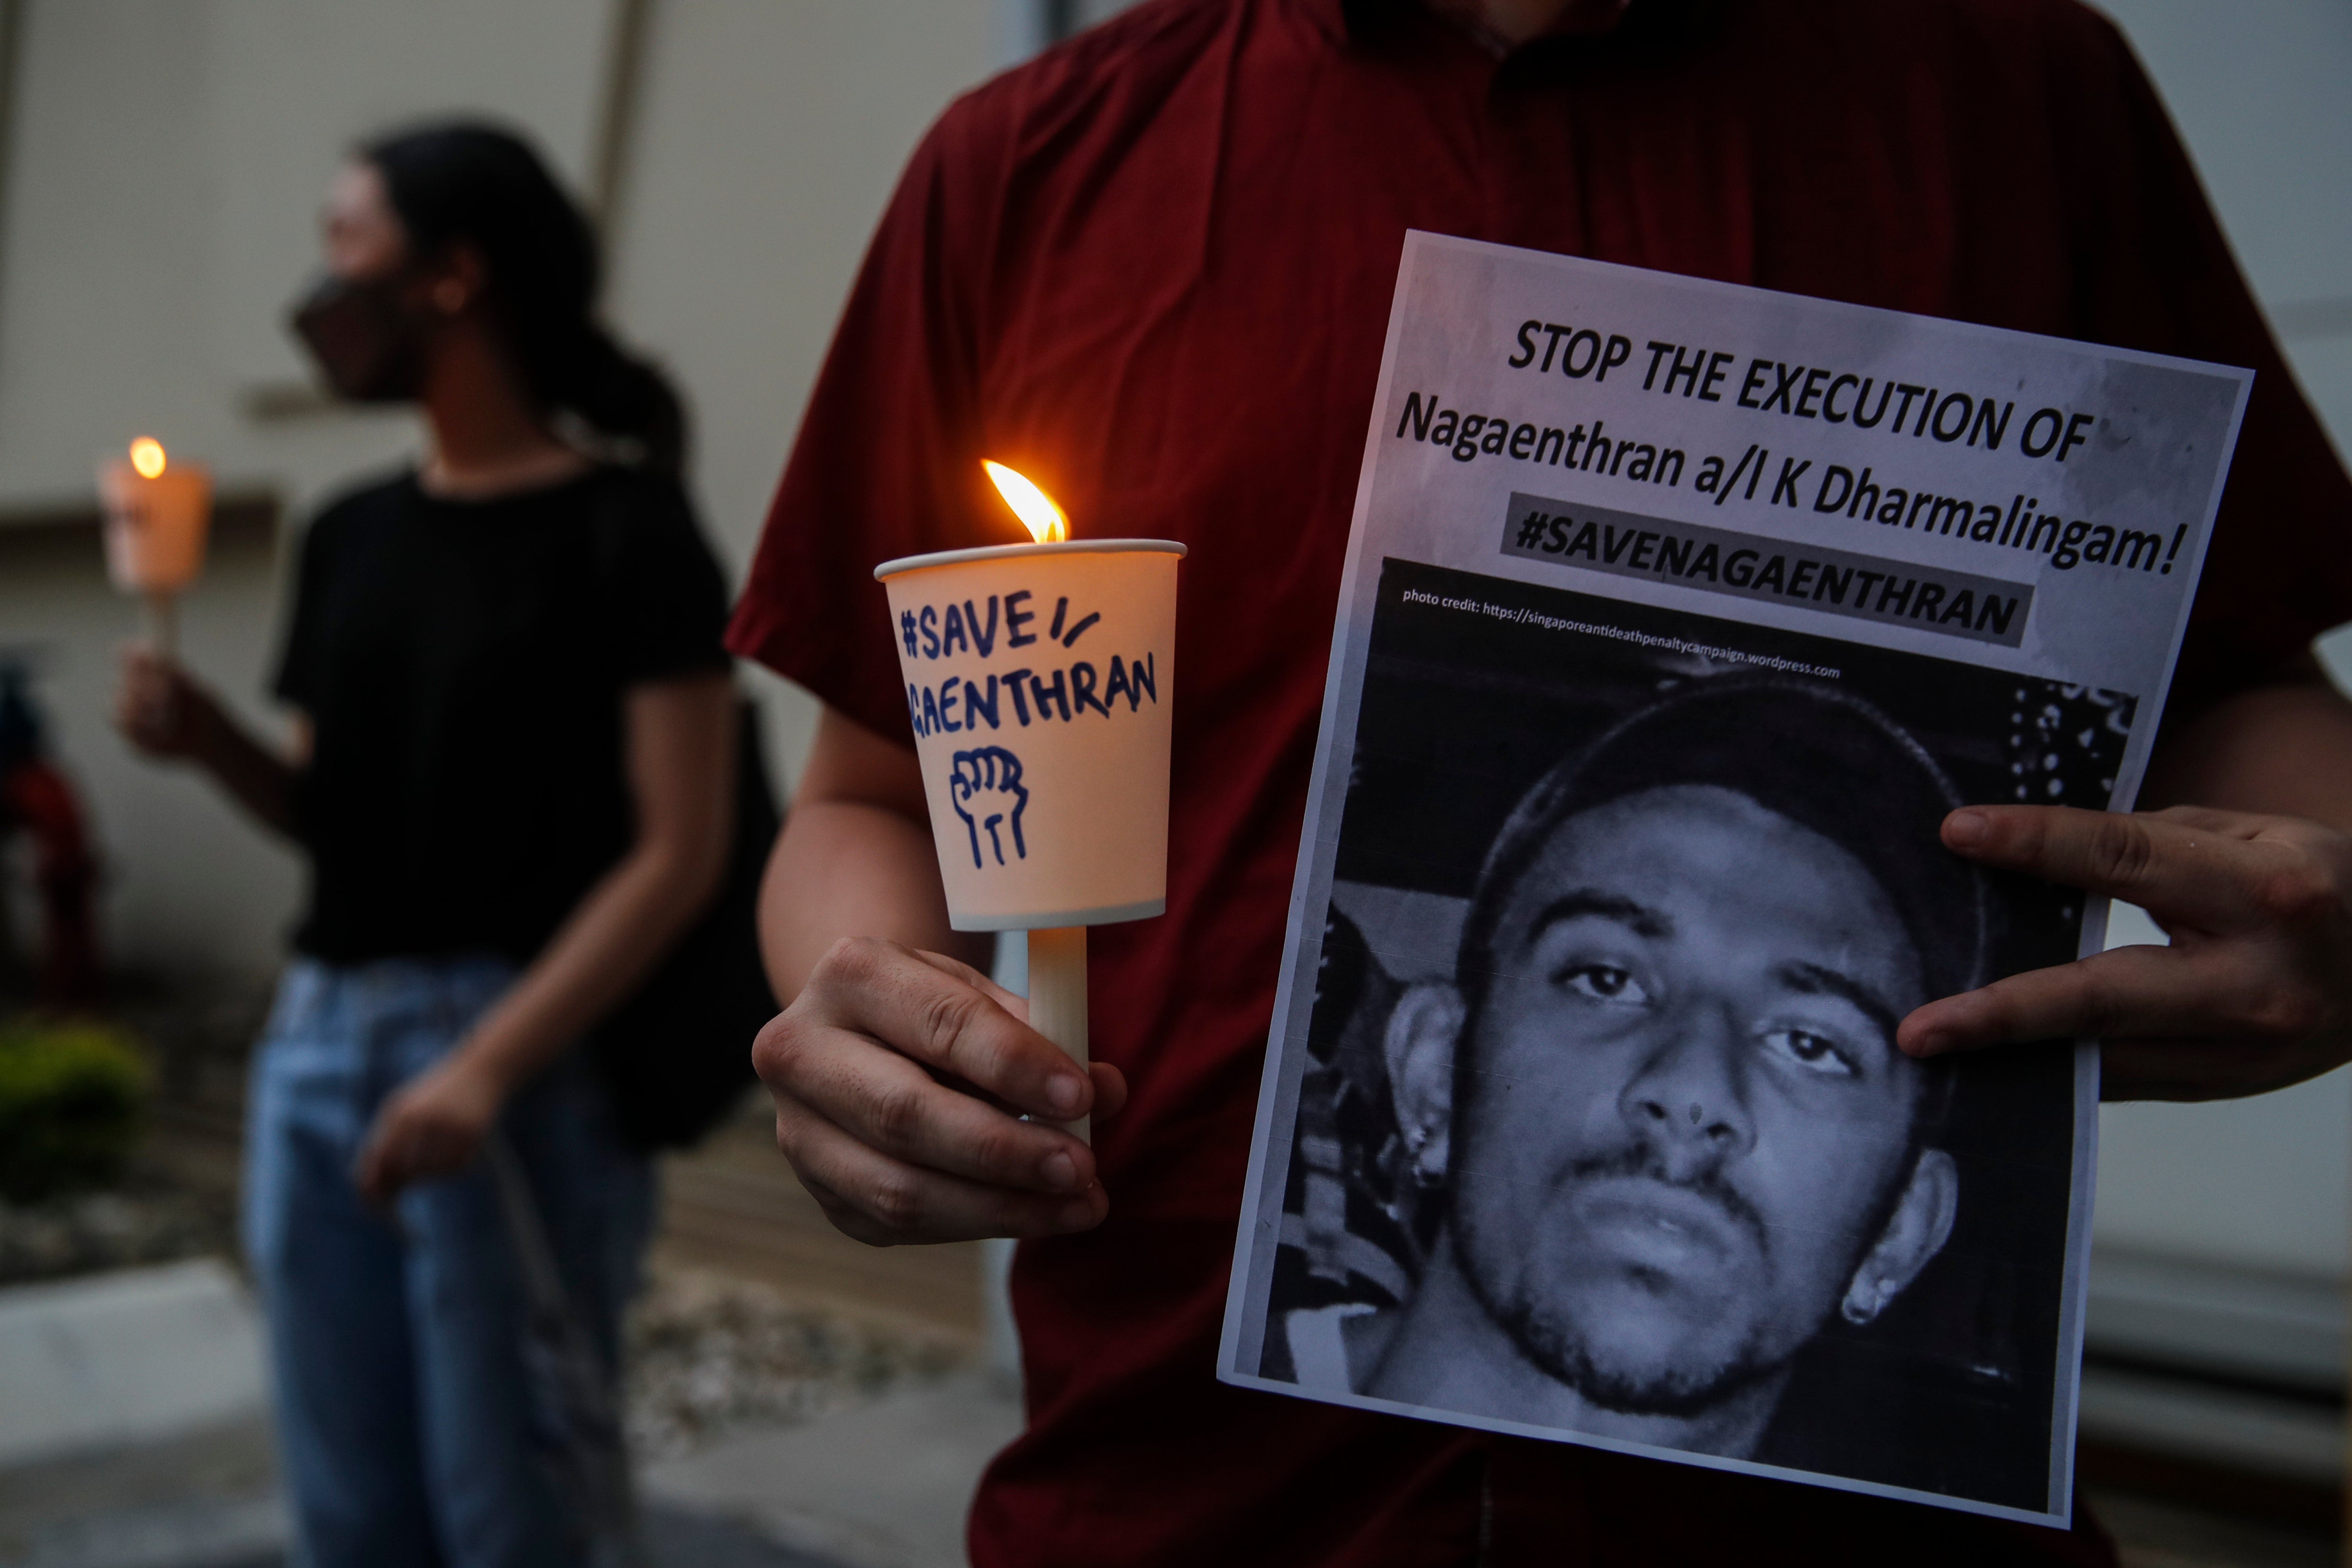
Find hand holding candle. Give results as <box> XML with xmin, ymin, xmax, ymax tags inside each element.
<box><xmin>875</xmin><ymin>464</ymin><xmax>1184</xmax><ymax>1143</ymax></box>
<box><xmin>99</xmin><ymin>438</ymin><xmax>213</xmax><ymax>659</ymax></box>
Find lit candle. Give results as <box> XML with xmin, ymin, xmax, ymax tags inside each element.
<box><xmin>874</xmin><ymin>463</ymin><xmax>1185</xmax><ymax>1142</ymax></box>
<box><xmin>98</xmin><ymin>438</ymin><xmax>212</xmax><ymax>658</ymax></box>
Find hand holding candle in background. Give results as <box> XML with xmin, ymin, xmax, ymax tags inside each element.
<box><xmin>98</xmin><ymin>437</ymin><xmax>212</xmax><ymax>659</ymax></box>
<box><xmin>105</xmin><ymin>441</ymin><xmax>302</xmax><ymax>833</ymax></box>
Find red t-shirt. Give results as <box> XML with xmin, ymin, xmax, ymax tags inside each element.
<box><xmin>727</xmin><ymin>1</ymin><xmax>2352</xmax><ymax>1562</ymax></box>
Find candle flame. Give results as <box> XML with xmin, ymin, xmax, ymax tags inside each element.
<box><xmin>982</xmin><ymin>460</ymin><xmax>1068</xmax><ymax>544</ymax></box>
<box><xmin>129</xmin><ymin>438</ymin><xmax>167</xmax><ymax>479</ymax></box>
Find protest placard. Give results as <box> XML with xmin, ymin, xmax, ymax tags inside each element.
<box><xmin>1217</xmin><ymin>232</ymin><xmax>2251</xmax><ymax>1525</ymax></box>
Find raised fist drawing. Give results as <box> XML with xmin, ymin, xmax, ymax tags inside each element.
<box><xmin>949</xmin><ymin>746</ymin><xmax>1029</xmax><ymax>869</ymax></box>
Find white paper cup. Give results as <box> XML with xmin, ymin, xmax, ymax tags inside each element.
<box><xmin>876</xmin><ymin>539</ymin><xmax>1185</xmax><ymax>932</ymax></box>
<box><xmin>98</xmin><ymin>461</ymin><xmax>212</xmax><ymax>595</ymax></box>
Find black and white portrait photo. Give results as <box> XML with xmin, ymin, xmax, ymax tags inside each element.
<box><xmin>1231</xmin><ymin>559</ymin><xmax>2119</xmax><ymax>1519</ymax></box>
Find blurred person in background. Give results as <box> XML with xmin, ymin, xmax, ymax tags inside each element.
<box><xmin>117</xmin><ymin>123</ymin><xmax>735</xmax><ymax>1567</ymax></box>
<box><xmin>732</xmin><ymin>0</ymin><xmax>2352</xmax><ymax>1564</ymax></box>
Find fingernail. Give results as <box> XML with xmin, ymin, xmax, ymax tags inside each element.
<box><xmin>1041</xmin><ymin>1151</ymin><xmax>1078</xmax><ymax>1191</ymax></box>
<box><xmin>1056</xmin><ymin>1199</ymin><xmax>1097</xmax><ymax>1229</ymax></box>
<box><xmin>1945</xmin><ymin>809</ymin><xmax>1990</xmax><ymax>848</ymax></box>
<box><xmin>1045</xmin><ymin>1075</ymin><xmax>1084</xmax><ymax>1114</ymax></box>
<box><xmin>1903</xmin><ymin>1028</ymin><xmax>1946</xmax><ymax>1057</ymax></box>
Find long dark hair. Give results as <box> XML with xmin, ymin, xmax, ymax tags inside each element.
<box><xmin>363</xmin><ymin>121</ymin><xmax>686</xmax><ymax>477</ymax></box>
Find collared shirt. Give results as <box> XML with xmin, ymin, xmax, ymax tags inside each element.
<box><xmin>727</xmin><ymin>2</ymin><xmax>2352</xmax><ymax>1561</ymax></box>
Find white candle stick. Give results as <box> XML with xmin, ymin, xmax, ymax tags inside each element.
<box><xmin>1025</xmin><ymin>926</ymin><xmax>1090</xmax><ymax>1143</ymax></box>
<box><xmin>143</xmin><ymin>592</ymin><xmax>178</xmax><ymax>662</ymax></box>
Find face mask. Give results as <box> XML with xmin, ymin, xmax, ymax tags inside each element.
<box><xmin>288</xmin><ymin>271</ymin><xmax>428</xmax><ymax>403</ymax></box>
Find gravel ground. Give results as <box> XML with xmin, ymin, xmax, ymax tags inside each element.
<box><xmin>0</xmin><ymin>1178</ymin><xmax>239</xmax><ymax>1286</ymax></box>
<box><xmin>0</xmin><ymin>976</ymin><xmax>261</xmax><ymax>1287</ymax></box>
<box><xmin>626</xmin><ymin>1266</ymin><xmax>971</xmax><ymax>1460</ymax></box>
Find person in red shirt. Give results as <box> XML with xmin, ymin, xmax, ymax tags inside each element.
<box><xmin>729</xmin><ymin>1</ymin><xmax>2352</xmax><ymax>1561</ymax></box>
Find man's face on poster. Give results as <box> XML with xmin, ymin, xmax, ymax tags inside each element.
<box><xmin>1441</xmin><ymin>784</ymin><xmax>1947</xmax><ymax>1418</ymax></box>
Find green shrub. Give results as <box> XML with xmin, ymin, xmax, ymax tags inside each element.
<box><xmin>0</xmin><ymin>1020</ymin><xmax>151</xmax><ymax>1202</ymax></box>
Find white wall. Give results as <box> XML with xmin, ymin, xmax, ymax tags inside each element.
<box><xmin>2089</xmin><ymin>0</ymin><xmax>2352</xmax><ymax>1284</ymax></box>
<box><xmin>0</xmin><ymin>0</ymin><xmax>1003</xmax><ymax>982</ymax></box>
<box><xmin>2099</xmin><ymin>0</ymin><xmax>2352</xmax><ymax>466</ymax></box>
<box><xmin>0</xmin><ymin>3</ymin><xmax>618</xmax><ymax>508</ymax></box>
<box><xmin>603</xmin><ymin>1</ymin><xmax>1002</xmax><ymax>780</ymax></box>
<box><xmin>0</xmin><ymin>0</ymin><xmax>492</xmax><ymax>979</ymax></box>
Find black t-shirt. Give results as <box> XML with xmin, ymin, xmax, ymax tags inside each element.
<box><xmin>274</xmin><ymin>465</ymin><xmax>731</xmax><ymax>965</ymax></box>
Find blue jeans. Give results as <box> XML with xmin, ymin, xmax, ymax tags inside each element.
<box><xmin>244</xmin><ymin>956</ymin><xmax>655</xmax><ymax>1568</ymax></box>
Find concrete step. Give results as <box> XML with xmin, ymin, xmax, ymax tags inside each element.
<box><xmin>0</xmin><ymin>1262</ymin><xmax>266</xmax><ymax>1472</ymax></box>
<box><xmin>0</xmin><ymin>1262</ymin><xmax>279</xmax><ymax>1568</ymax></box>
<box><xmin>0</xmin><ymin>1417</ymin><xmax>282</xmax><ymax>1568</ymax></box>
<box><xmin>641</xmin><ymin>1371</ymin><xmax>1021</xmax><ymax>1568</ymax></box>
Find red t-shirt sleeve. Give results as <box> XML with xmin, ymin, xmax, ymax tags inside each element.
<box><xmin>2055</xmin><ymin>7</ymin><xmax>2352</xmax><ymax>715</ymax></box>
<box><xmin>726</xmin><ymin>91</ymin><xmax>1017</xmax><ymax>742</ymax></box>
